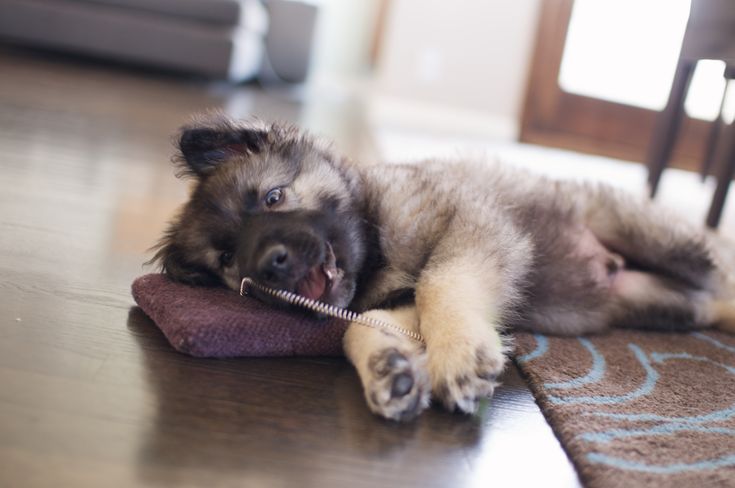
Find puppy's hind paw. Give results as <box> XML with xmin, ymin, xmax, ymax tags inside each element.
<box><xmin>712</xmin><ymin>300</ymin><xmax>735</xmax><ymax>334</ymax></box>
<box><xmin>364</xmin><ymin>347</ymin><xmax>430</xmax><ymax>421</ymax></box>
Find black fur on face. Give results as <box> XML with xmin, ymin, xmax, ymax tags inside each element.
<box><xmin>149</xmin><ymin>113</ymin><xmax>368</xmax><ymax>309</ymax></box>
<box><xmin>235</xmin><ymin>209</ymin><xmax>363</xmax><ymax>308</ymax></box>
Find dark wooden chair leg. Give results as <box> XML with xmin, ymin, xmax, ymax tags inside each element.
<box><xmin>706</xmin><ymin>121</ymin><xmax>735</xmax><ymax>228</ymax></box>
<box><xmin>701</xmin><ymin>113</ymin><xmax>724</xmax><ymax>182</ymax></box>
<box><xmin>646</xmin><ymin>60</ymin><xmax>696</xmax><ymax>197</ymax></box>
<box><xmin>700</xmin><ymin>78</ymin><xmax>731</xmax><ymax>181</ymax></box>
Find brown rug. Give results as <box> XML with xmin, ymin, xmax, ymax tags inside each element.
<box><xmin>513</xmin><ymin>330</ymin><xmax>735</xmax><ymax>487</ymax></box>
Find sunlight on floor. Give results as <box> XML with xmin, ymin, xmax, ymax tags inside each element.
<box><xmin>373</xmin><ymin>128</ymin><xmax>735</xmax><ymax>238</ymax></box>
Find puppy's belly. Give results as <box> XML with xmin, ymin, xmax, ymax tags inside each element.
<box><xmin>515</xmin><ymin>224</ymin><xmax>625</xmax><ymax>333</ymax></box>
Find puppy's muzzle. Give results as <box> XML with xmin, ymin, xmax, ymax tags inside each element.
<box><xmin>236</xmin><ymin>211</ymin><xmax>331</xmax><ymax>298</ymax></box>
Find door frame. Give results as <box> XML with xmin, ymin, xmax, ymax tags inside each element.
<box><xmin>520</xmin><ymin>0</ymin><xmax>710</xmax><ymax>171</ymax></box>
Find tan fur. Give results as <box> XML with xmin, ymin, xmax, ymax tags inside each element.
<box><xmin>415</xmin><ymin>254</ymin><xmax>509</xmax><ymax>413</ymax></box>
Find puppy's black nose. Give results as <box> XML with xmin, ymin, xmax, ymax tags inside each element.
<box><xmin>256</xmin><ymin>244</ymin><xmax>290</xmax><ymax>281</ymax></box>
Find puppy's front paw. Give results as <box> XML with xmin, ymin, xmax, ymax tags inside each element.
<box><xmin>364</xmin><ymin>347</ymin><xmax>430</xmax><ymax>421</ymax></box>
<box><xmin>429</xmin><ymin>337</ymin><xmax>507</xmax><ymax>414</ymax></box>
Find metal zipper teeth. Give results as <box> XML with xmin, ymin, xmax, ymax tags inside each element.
<box><xmin>240</xmin><ymin>277</ymin><xmax>425</xmax><ymax>344</ymax></box>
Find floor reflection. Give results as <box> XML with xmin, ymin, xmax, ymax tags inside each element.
<box><xmin>127</xmin><ymin>306</ymin><xmax>487</xmax><ymax>486</ymax></box>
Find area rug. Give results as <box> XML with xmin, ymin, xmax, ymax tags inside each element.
<box><xmin>514</xmin><ymin>330</ymin><xmax>735</xmax><ymax>487</ymax></box>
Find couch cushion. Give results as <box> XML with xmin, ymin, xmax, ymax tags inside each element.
<box><xmin>0</xmin><ymin>0</ymin><xmax>266</xmax><ymax>81</ymax></box>
<box><xmin>77</xmin><ymin>0</ymin><xmax>249</xmax><ymax>27</ymax></box>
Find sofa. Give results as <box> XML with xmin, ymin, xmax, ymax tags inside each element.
<box><xmin>0</xmin><ymin>0</ymin><xmax>269</xmax><ymax>81</ymax></box>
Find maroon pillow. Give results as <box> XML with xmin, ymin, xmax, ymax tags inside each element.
<box><xmin>131</xmin><ymin>274</ymin><xmax>345</xmax><ymax>357</ymax></box>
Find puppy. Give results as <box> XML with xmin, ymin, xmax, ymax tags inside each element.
<box><xmin>153</xmin><ymin>113</ymin><xmax>735</xmax><ymax>421</ymax></box>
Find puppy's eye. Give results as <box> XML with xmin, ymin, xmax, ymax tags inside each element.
<box><xmin>264</xmin><ymin>188</ymin><xmax>283</xmax><ymax>207</ymax></box>
<box><xmin>219</xmin><ymin>251</ymin><xmax>234</xmax><ymax>268</ymax></box>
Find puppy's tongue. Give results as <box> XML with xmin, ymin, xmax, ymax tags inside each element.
<box><xmin>296</xmin><ymin>266</ymin><xmax>327</xmax><ymax>300</ymax></box>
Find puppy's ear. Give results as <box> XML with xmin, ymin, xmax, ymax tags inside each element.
<box><xmin>149</xmin><ymin>241</ymin><xmax>222</xmax><ymax>287</ymax></box>
<box><xmin>176</xmin><ymin>125</ymin><xmax>268</xmax><ymax>177</ymax></box>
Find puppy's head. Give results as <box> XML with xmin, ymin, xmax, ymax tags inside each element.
<box><xmin>151</xmin><ymin>113</ymin><xmax>367</xmax><ymax>309</ymax></box>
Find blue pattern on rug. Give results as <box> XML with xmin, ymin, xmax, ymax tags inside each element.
<box><xmin>544</xmin><ymin>338</ymin><xmax>606</xmax><ymax>390</ymax></box>
<box><xmin>692</xmin><ymin>332</ymin><xmax>735</xmax><ymax>354</ymax></box>
<box><xmin>585</xmin><ymin>453</ymin><xmax>735</xmax><ymax>474</ymax></box>
<box><xmin>516</xmin><ymin>334</ymin><xmax>548</xmax><ymax>363</ymax></box>
<box><xmin>517</xmin><ymin>332</ymin><xmax>735</xmax><ymax>475</ymax></box>
<box><xmin>547</xmin><ymin>344</ymin><xmax>657</xmax><ymax>405</ymax></box>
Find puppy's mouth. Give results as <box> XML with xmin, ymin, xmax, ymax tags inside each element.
<box><xmin>294</xmin><ymin>242</ymin><xmax>343</xmax><ymax>301</ymax></box>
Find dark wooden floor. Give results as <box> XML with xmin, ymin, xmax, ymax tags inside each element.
<box><xmin>0</xmin><ymin>46</ymin><xmax>580</xmax><ymax>487</ymax></box>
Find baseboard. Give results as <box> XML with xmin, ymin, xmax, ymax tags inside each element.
<box><xmin>367</xmin><ymin>94</ymin><xmax>518</xmax><ymax>141</ymax></box>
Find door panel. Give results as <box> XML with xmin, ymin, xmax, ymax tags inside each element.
<box><xmin>520</xmin><ymin>0</ymin><xmax>721</xmax><ymax>171</ymax></box>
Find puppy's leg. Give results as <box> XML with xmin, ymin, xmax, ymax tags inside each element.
<box><xmin>608</xmin><ymin>269</ymin><xmax>735</xmax><ymax>335</ymax></box>
<box><xmin>610</xmin><ymin>270</ymin><xmax>717</xmax><ymax>330</ymax></box>
<box><xmin>416</xmin><ymin>254</ymin><xmax>512</xmax><ymax>414</ymax></box>
<box><xmin>578</xmin><ymin>184</ymin><xmax>718</xmax><ymax>291</ymax></box>
<box><xmin>579</xmin><ymin>185</ymin><xmax>735</xmax><ymax>333</ymax></box>
<box><xmin>343</xmin><ymin>306</ymin><xmax>431</xmax><ymax>421</ymax></box>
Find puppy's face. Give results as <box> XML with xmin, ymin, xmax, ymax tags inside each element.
<box><xmin>152</xmin><ymin>115</ymin><xmax>366</xmax><ymax>309</ymax></box>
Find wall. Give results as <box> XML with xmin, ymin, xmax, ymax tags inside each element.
<box><xmin>309</xmin><ymin>0</ymin><xmax>380</xmax><ymax>79</ymax></box>
<box><xmin>374</xmin><ymin>0</ymin><xmax>542</xmax><ymax>139</ymax></box>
